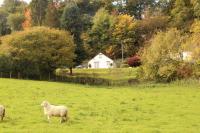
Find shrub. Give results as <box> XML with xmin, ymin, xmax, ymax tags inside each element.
<box><xmin>176</xmin><ymin>63</ymin><xmax>193</xmax><ymax>79</ymax></box>
<box><xmin>127</xmin><ymin>55</ymin><xmax>141</xmax><ymax>67</ymax></box>
<box><xmin>193</xmin><ymin>63</ymin><xmax>200</xmax><ymax>79</ymax></box>
<box><xmin>140</xmin><ymin>28</ymin><xmax>183</xmax><ymax>82</ymax></box>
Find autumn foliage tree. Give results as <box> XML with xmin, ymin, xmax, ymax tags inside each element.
<box><xmin>0</xmin><ymin>27</ymin><xmax>75</xmax><ymax>79</ymax></box>
<box><xmin>22</xmin><ymin>8</ymin><xmax>32</xmax><ymax>29</ymax></box>
<box><xmin>112</xmin><ymin>14</ymin><xmax>137</xmax><ymax>58</ymax></box>
<box><xmin>141</xmin><ymin>29</ymin><xmax>183</xmax><ymax>82</ymax></box>
<box><xmin>184</xmin><ymin>20</ymin><xmax>200</xmax><ymax>63</ymax></box>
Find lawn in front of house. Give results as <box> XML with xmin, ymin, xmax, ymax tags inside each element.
<box><xmin>72</xmin><ymin>68</ymin><xmax>139</xmax><ymax>80</ymax></box>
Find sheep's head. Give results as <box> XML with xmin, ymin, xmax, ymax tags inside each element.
<box><xmin>41</xmin><ymin>101</ymin><xmax>50</xmax><ymax>107</ymax></box>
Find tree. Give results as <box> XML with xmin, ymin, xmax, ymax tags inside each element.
<box><xmin>157</xmin><ymin>0</ymin><xmax>175</xmax><ymax>15</ymax></box>
<box><xmin>0</xmin><ymin>27</ymin><xmax>75</xmax><ymax>78</ymax></box>
<box><xmin>22</xmin><ymin>8</ymin><xmax>32</xmax><ymax>29</ymax></box>
<box><xmin>45</xmin><ymin>1</ymin><xmax>60</xmax><ymax>28</ymax></box>
<box><xmin>2</xmin><ymin>0</ymin><xmax>26</xmax><ymax>13</ymax></box>
<box><xmin>76</xmin><ymin>0</ymin><xmax>103</xmax><ymax>15</ymax></box>
<box><xmin>61</xmin><ymin>1</ymin><xmax>82</xmax><ymax>39</ymax></box>
<box><xmin>61</xmin><ymin>1</ymin><xmax>85</xmax><ymax>65</ymax></box>
<box><xmin>30</xmin><ymin>0</ymin><xmax>49</xmax><ymax>26</ymax></box>
<box><xmin>84</xmin><ymin>8</ymin><xmax>114</xmax><ymax>57</ymax></box>
<box><xmin>0</xmin><ymin>55</ymin><xmax>13</xmax><ymax>78</ymax></box>
<box><xmin>111</xmin><ymin>14</ymin><xmax>137</xmax><ymax>58</ymax></box>
<box><xmin>0</xmin><ymin>9</ymin><xmax>10</xmax><ymax>36</ymax></box>
<box><xmin>184</xmin><ymin>20</ymin><xmax>200</xmax><ymax>63</ymax></box>
<box><xmin>170</xmin><ymin>0</ymin><xmax>193</xmax><ymax>28</ymax></box>
<box><xmin>125</xmin><ymin>0</ymin><xmax>156</xmax><ymax>19</ymax></box>
<box><xmin>191</xmin><ymin>0</ymin><xmax>200</xmax><ymax>19</ymax></box>
<box><xmin>7</xmin><ymin>13</ymin><xmax>25</xmax><ymax>31</ymax></box>
<box><xmin>135</xmin><ymin>15</ymin><xmax>169</xmax><ymax>45</ymax></box>
<box><xmin>141</xmin><ymin>28</ymin><xmax>183</xmax><ymax>82</ymax></box>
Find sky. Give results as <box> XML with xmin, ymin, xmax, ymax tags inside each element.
<box><xmin>0</xmin><ymin>0</ymin><xmax>31</xmax><ymax>6</ymax></box>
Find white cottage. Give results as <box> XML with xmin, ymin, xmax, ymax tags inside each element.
<box><xmin>88</xmin><ymin>53</ymin><xmax>114</xmax><ymax>69</ymax></box>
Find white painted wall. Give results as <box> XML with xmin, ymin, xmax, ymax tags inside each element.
<box><xmin>88</xmin><ymin>53</ymin><xmax>114</xmax><ymax>69</ymax></box>
<box><xmin>182</xmin><ymin>51</ymin><xmax>192</xmax><ymax>61</ymax></box>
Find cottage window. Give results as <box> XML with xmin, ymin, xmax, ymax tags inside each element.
<box><xmin>107</xmin><ymin>61</ymin><xmax>111</xmax><ymax>66</ymax></box>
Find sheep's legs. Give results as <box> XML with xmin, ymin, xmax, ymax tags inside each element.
<box><xmin>47</xmin><ymin>116</ymin><xmax>51</xmax><ymax>123</ymax></box>
<box><xmin>60</xmin><ymin>116</ymin><xmax>67</xmax><ymax>123</ymax></box>
<box><xmin>60</xmin><ymin>117</ymin><xmax>64</xmax><ymax>123</ymax></box>
<box><xmin>64</xmin><ymin>116</ymin><xmax>68</xmax><ymax>122</ymax></box>
<box><xmin>0</xmin><ymin>116</ymin><xmax>2</xmax><ymax>121</ymax></box>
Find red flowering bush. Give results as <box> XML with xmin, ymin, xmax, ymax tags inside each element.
<box><xmin>127</xmin><ymin>55</ymin><xmax>141</xmax><ymax>67</ymax></box>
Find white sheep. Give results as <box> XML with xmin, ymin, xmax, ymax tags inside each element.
<box><xmin>41</xmin><ymin>101</ymin><xmax>68</xmax><ymax>123</ymax></box>
<box><xmin>0</xmin><ymin>105</ymin><xmax>5</xmax><ymax>121</ymax></box>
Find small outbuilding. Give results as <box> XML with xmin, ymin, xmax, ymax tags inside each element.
<box><xmin>88</xmin><ymin>53</ymin><xmax>114</xmax><ymax>69</ymax></box>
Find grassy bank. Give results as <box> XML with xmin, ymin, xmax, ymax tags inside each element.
<box><xmin>72</xmin><ymin>68</ymin><xmax>138</xmax><ymax>80</ymax></box>
<box><xmin>0</xmin><ymin>79</ymin><xmax>200</xmax><ymax>132</ymax></box>
<box><xmin>57</xmin><ymin>68</ymin><xmax>139</xmax><ymax>85</ymax></box>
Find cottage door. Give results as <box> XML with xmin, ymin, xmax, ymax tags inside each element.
<box><xmin>94</xmin><ymin>62</ymin><xmax>99</xmax><ymax>68</ymax></box>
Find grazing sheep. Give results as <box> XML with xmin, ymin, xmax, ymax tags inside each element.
<box><xmin>0</xmin><ymin>105</ymin><xmax>5</xmax><ymax>121</ymax></box>
<box><xmin>41</xmin><ymin>101</ymin><xmax>68</xmax><ymax>123</ymax></box>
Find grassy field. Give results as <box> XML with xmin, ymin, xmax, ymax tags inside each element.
<box><xmin>72</xmin><ymin>68</ymin><xmax>138</xmax><ymax>80</ymax></box>
<box><xmin>0</xmin><ymin>79</ymin><xmax>200</xmax><ymax>133</ymax></box>
<box><xmin>57</xmin><ymin>68</ymin><xmax>139</xmax><ymax>85</ymax></box>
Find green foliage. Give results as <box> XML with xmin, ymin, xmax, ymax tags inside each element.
<box><xmin>2</xmin><ymin>0</ymin><xmax>26</xmax><ymax>13</ymax></box>
<box><xmin>141</xmin><ymin>28</ymin><xmax>183</xmax><ymax>82</ymax></box>
<box><xmin>0</xmin><ymin>27</ymin><xmax>75</xmax><ymax>78</ymax></box>
<box><xmin>45</xmin><ymin>1</ymin><xmax>60</xmax><ymax>28</ymax></box>
<box><xmin>170</xmin><ymin>0</ymin><xmax>193</xmax><ymax>28</ymax></box>
<box><xmin>112</xmin><ymin>14</ymin><xmax>137</xmax><ymax>58</ymax></box>
<box><xmin>0</xmin><ymin>55</ymin><xmax>13</xmax><ymax>74</ymax></box>
<box><xmin>191</xmin><ymin>0</ymin><xmax>200</xmax><ymax>19</ymax></box>
<box><xmin>61</xmin><ymin>1</ymin><xmax>86</xmax><ymax>65</ymax></box>
<box><xmin>136</xmin><ymin>15</ymin><xmax>169</xmax><ymax>42</ymax></box>
<box><xmin>61</xmin><ymin>2</ymin><xmax>82</xmax><ymax>38</ymax></box>
<box><xmin>30</xmin><ymin>0</ymin><xmax>49</xmax><ymax>26</ymax></box>
<box><xmin>125</xmin><ymin>0</ymin><xmax>156</xmax><ymax>19</ymax></box>
<box><xmin>76</xmin><ymin>0</ymin><xmax>102</xmax><ymax>15</ymax></box>
<box><xmin>0</xmin><ymin>9</ymin><xmax>10</xmax><ymax>36</ymax></box>
<box><xmin>184</xmin><ymin>20</ymin><xmax>200</xmax><ymax>63</ymax></box>
<box><xmin>7</xmin><ymin>13</ymin><xmax>25</xmax><ymax>31</ymax></box>
<box><xmin>84</xmin><ymin>8</ymin><xmax>114</xmax><ymax>57</ymax></box>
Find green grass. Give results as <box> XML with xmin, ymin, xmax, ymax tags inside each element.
<box><xmin>72</xmin><ymin>68</ymin><xmax>138</xmax><ymax>80</ymax></box>
<box><xmin>0</xmin><ymin>78</ymin><xmax>200</xmax><ymax>133</ymax></box>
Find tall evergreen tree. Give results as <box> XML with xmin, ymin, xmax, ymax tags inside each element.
<box><xmin>30</xmin><ymin>0</ymin><xmax>49</xmax><ymax>26</ymax></box>
<box><xmin>45</xmin><ymin>1</ymin><xmax>60</xmax><ymax>28</ymax></box>
<box><xmin>0</xmin><ymin>9</ymin><xmax>11</xmax><ymax>36</ymax></box>
<box><xmin>61</xmin><ymin>1</ymin><xmax>85</xmax><ymax>65</ymax></box>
